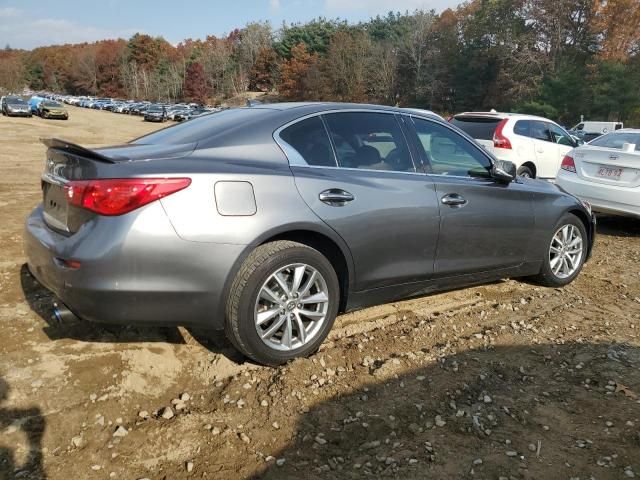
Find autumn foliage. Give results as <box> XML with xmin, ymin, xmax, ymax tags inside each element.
<box><xmin>0</xmin><ymin>0</ymin><xmax>639</xmax><ymax>122</ymax></box>
<box><xmin>183</xmin><ymin>62</ymin><xmax>207</xmax><ymax>103</ymax></box>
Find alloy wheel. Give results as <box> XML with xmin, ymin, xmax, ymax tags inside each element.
<box><xmin>549</xmin><ymin>224</ymin><xmax>583</xmax><ymax>279</ymax></box>
<box><xmin>254</xmin><ymin>263</ymin><xmax>330</xmax><ymax>351</ymax></box>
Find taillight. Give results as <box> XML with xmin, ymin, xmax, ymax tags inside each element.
<box><xmin>64</xmin><ymin>178</ymin><xmax>191</xmax><ymax>216</ymax></box>
<box><xmin>560</xmin><ymin>155</ymin><xmax>577</xmax><ymax>173</ymax></box>
<box><xmin>493</xmin><ymin>118</ymin><xmax>512</xmax><ymax>149</ymax></box>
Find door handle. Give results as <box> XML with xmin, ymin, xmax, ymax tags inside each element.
<box><xmin>441</xmin><ymin>193</ymin><xmax>467</xmax><ymax>207</ymax></box>
<box><xmin>319</xmin><ymin>189</ymin><xmax>355</xmax><ymax>205</ymax></box>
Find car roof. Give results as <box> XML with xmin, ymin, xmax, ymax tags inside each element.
<box><xmin>453</xmin><ymin>111</ymin><xmax>552</xmax><ymax>122</ymax></box>
<box><xmin>249</xmin><ymin>102</ymin><xmax>445</xmax><ymax>123</ymax></box>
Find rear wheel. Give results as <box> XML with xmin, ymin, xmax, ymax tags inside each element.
<box><xmin>225</xmin><ymin>241</ymin><xmax>339</xmax><ymax>366</ymax></box>
<box><xmin>531</xmin><ymin>213</ymin><xmax>587</xmax><ymax>287</ymax></box>
<box><xmin>517</xmin><ymin>165</ymin><xmax>534</xmax><ymax>178</ymax></box>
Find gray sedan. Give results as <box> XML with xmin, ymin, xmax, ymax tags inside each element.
<box><xmin>24</xmin><ymin>103</ymin><xmax>595</xmax><ymax>365</ymax></box>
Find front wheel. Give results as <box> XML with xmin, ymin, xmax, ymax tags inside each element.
<box><xmin>225</xmin><ymin>241</ymin><xmax>340</xmax><ymax>366</ymax></box>
<box><xmin>531</xmin><ymin>213</ymin><xmax>587</xmax><ymax>287</ymax></box>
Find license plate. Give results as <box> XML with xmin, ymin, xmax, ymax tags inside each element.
<box><xmin>597</xmin><ymin>166</ymin><xmax>623</xmax><ymax>179</ymax></box>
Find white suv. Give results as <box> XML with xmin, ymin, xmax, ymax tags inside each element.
<box><xmin>450</xmin><ymin>112</ymin><xmax>580</xmax><ymax>179</ymax></box>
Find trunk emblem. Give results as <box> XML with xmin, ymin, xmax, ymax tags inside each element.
<box><xmin>609</xmin><ymin>154</ymin><xmax>619</xmax><ymax>161</ymax></box>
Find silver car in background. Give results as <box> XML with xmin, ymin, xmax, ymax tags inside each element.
<box><xmin>24</xmin><ymin>103</ymin><xmax>595</xmax><ymax>365</ymax></box>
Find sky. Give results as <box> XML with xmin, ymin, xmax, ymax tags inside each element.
<box><xmin>0</xmin><ymin>0</ymin><xmax>462</xmax><ymax>50</ymax></box>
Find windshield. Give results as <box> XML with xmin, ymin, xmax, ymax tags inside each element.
<box><xmin>9</xmin><ymin>98</ymin><xmax>27</xmax><ymax>105</ymax></box>
<box><xmin>43</xmin><ymin>101</ymin><xmax>62</xmax><ymax>107</ymax></box>
<box><xmin>450</xmin><ymin>117</ymin><xmax>501</xmax><ymax>140</ymax></box>
<box><xmin>589</xmin><ymin>132</ymin><xmax>640</xmax><ymax>151</ymax></box>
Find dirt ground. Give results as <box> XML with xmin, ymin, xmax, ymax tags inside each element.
<box><xmin>1</xmin><ymin>106</ymin><xmax>639</xmax><ymax>480</ymax></box>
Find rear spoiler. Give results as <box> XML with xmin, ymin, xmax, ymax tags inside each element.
<box><xmin>40</xmin><ymin>138</ymin><xmax>121</xmax><ymax>164</ymax></box>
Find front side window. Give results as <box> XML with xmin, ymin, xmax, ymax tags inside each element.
<box><xmin>323</xmin><ymin>112</ymin><xmax>415</xmax><ymax>172</ymax></box>
<box><xmin>412</xmin><ymin>118</ymin><xmax>492</xmax><ymax>177</ymax></box>
<box><xmin>279</xmin><ymin>116</ymin><xmax>336</xmax><ymax>167</ymax></box>
<box><xmin>530</xmin><ymin>121</ymin><xmax>552</xmax><ymax>142</ymax></box>
<box><xmin>548</xmin><ymin>123</ymin><xmax>574</xmax><ymax>146</ymax></box>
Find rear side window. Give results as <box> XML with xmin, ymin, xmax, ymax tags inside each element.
<box><xmin>279</xmin><ymin>116</ymin><xmax>337</xmax><ymax>167</ymax></box>
<box><xmin>323</xmin><ymin>112</ymin><xmax>415</xmax><ymax>172</ymax></box>
<box><xmin>450</xmin><ymin>117</ymin><xmax>501</xmax><ymax>140</ymax></box>
<box><xmin>513</xmin><ymin>120</ymin><xmax>531</xmax><ymax>137</ymax></box>
<box><xmin>589</xmin><ymin>132</ymin><xmax>640</xmax><ymax>151</ymax></box>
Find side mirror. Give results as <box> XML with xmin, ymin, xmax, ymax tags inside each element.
<box><xmin>492</xmin><ymin>160</ymin><xmax>517</xmax><ymax>183</ymax></box>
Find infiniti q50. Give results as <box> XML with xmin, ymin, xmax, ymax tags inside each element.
<box><xmin>24</xmin><ymin>103</ymin><xmax>595</xmax><ymax>365</ymax></box>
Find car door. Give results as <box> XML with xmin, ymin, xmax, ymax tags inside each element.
<box><xmin>408</xmin><ymin>116</ymin><xmax>534</xmax><ymax>276</ymax></box>
<box><xmin>530</xmin><ymin>120</ymin><xmax>557</xmax><ymax>178</ymax></box>
<box><xmin>277</xmin><ymin>111</ymin><xmax>440</xmax><ymax>292</ymax></box>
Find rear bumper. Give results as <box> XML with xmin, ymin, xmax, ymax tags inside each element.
<box><xmin>557</xmin><ymin>173</ymin><xmax>640</xmax><ymax>218</ymax></box>
<box><xmin>24</xmin><ymin>203</ymin><xmax>247</xmax><ymax>329</ymax></box>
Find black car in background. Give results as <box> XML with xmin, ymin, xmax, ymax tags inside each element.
<box><xmin>143</xmin><ymin>105</ymin><xmax>168</xmax><ymax>122</ymax></box>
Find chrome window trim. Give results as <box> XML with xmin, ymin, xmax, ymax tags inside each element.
<box><xmin>273</xmin><ymin>108</ymin><xmax>497</xmax><ymax>180</ymax></box>
<box><xmin>273</xmin><ymin>109</ymin><xmax>423</xmax><ymax>174</ymax></box>
<box><xmin>289</xmin><ymin>163</ymin><xmax>429</xmax><ymax>177</ymax></box>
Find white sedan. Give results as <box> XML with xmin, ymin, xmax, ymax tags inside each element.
<box><xmin>556</xmin><ymin>129</ymin><xmax>640</xmax><ymax>218</ymax></box>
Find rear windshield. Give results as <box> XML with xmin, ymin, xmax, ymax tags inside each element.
<box><xmin>132</xmin><ymin>108</ymin><xmax>272</xmax><ymax>145</ymax></box>
<box><xmin>450</xmin><ymin>117</ymin><xmax>501</xmax><ymax>140</ymax></box>
<box><xmin>589</xmin><ymin>132</ymin><xmax>640</xmax><ymax>151</ymax></box>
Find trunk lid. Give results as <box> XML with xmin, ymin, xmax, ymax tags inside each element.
<box><xmin>573</xmin><ymin>145</ymin><xmax>640</xmax><ymax>187</ymax></box>
<box><xmin>40</xmin><ymin>138</ymin><xmax>196</xmax><ymax>234</ymax></box>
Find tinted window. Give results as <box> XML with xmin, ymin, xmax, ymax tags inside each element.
<box><xmin>589</xmin><ymin>132</ymin><xmax>640</xmax><ymax>151</ymax></box>
<box><xmin>323</xmin><ymin>112</ymin><xmax>414</xmax><ymax>172</ymax></box>
<box><xmin>413</xmin><ymin>118</ymin><xmax>492</xmax><ymax>177</ymax></box>
<box><xmin>548</xmin><ymin>123</ymin><xmax>574</xmax><ymax>146</ymax></box>
<box><xmin>450</xmin><ymin>117</ymin><xmax>501</xmax><ymax>140</ymax></box>
<box><xmin>279</xmin><ymin>116</ymin><xmax>336</xmax><ymax>167</ymax></box>
<box><xmin>513</xmin><ymin>120</ymin><xmax>531</xmax><ymax>137</ymax></box>
<box><xmin>530</xmin><ymin>121</ymin><xmax>552</xmax><ymax>142</ymax></box>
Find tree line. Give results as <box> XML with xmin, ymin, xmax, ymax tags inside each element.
<box><xmin>0</xmin><ymin>0</ymin><xmax>639</xmax><ymax>124</ymax></box>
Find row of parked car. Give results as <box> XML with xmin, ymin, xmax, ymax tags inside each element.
<box><xmin>44</xmin><ymin>93</ymin><xmax>221</xmax><ymax>122</ymax></box>
<box><xmin>1</xmin><ymin>94</ymin><xmax>69</xmax><ymax>119</ymax></box>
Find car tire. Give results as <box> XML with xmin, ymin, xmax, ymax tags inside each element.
<box><xmin>225</xmin><ymin>240</ymin><xmax>340</xmax><ymax>366</ymax></box>
<box><xmin>517</xmin><ymin>166</ymin><xmax>534</xmax><ymax>178</ymax></box>
<box><xmin>531</xmin><ymin>213</ymin><xmax>587</xmax><ymax>287</ymax></box>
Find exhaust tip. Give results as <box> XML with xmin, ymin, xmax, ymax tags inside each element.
<box><xmin>52</xmin><ymin>302</ymin><xmax>79</xmax><ymax>323</ymax></box>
